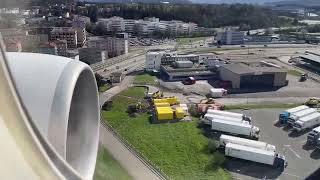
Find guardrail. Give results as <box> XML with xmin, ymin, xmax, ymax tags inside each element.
<box><xmin>100</xmin><ymin>120</ymin><xmax>169</xmax><ymax>180</ymax></box>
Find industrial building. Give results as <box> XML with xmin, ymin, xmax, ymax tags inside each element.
<box><xmin>161</xmin><ymin>54</ymin><xmax>199</xmax><ymax>65</ymax></box>
<box><xmin>161</xmin><ymin>65</ymin><xmax>218</xmax><ymax>81</ymax></box>
<box><xmin>216</xmin><ymin>30</ymin><xmax>244</xmax><ymax>45</ymax></box>
<box><xmin>145</xmin><ymin>51</ymin><xmax>165</xmax><ymax>72</ymax></box>
<box><xmin>299</xmin><ymin>51</ymin><xmax>320</xmax><ymax>71</ymax></box>
<box><xmin>87</xmin><ymin>36</ymin><xmax>128</xmax><ymax>58</ymax></box>
<box><xmin>219</xmin><ymin>63</ymin><xmax>287</xmax><ymax>89</ymax></box>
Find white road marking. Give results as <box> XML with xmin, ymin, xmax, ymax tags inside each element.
<box><xmin>289</xmin><ymin>147</ymin><xmax>301</xmax><ymax>159</ymax></box>
<box><xmin>283</xmin><ymin>172</ymin><xmax>301</xmax><ymax>178</ymax></box>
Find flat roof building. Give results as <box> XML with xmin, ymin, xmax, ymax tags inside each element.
<box><xmin>50</xmin><ymin>27</ymin><xmax>77</xmax><ymax>49</ymax></box>
<box><xmin>219</xmin><ymin>63</ymin><xmax>287</xmax><ymax>89</ymax></box>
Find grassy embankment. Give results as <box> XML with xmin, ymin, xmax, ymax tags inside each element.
<box><xmin>94</xmin><ymin>146</ymin><xmax>133</xmax><ymax>180</ymax></box>
<box><xmin>102</xmin><ymin>87</ymin><xmax>230</xmax><ymax>180</ymax></box>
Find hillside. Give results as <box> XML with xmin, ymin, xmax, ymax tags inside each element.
<box><xmin>78</xmin><ymin>0</ymin><xmax>192</xmax><ymax>4</ymax></box>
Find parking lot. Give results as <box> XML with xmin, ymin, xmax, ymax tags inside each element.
<box><xmin>223</xmin><ymin>108</ymin><xmax>320</xmax><ymax>180</ymax></box>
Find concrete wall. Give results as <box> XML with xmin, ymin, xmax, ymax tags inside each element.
<box><xmin>219</xmin><ymin>67</ymin><xmax>240</xmax><ymax>88</ymax></box>
<box><xmin>273</xmin><ymin>72</ymin><xmax>287</xmax><ymax>87</ymax></box>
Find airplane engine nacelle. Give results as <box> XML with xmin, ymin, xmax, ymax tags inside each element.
<box><xmin>6</xmin><ymin>52</ymin><xmax>100</xmax><ymax>180</ymax></box>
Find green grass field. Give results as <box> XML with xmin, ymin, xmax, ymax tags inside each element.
<box><xmin>287</xmin><ymin>69</ymin><xmax>303</xmax><ymax>77</ymax></box>
<box><xmin>99</xmin><ymin>84</ymin><xmax>112</xmax><ymax>93</ymax></box>
<box><xmin>102</xmin><ymin>87</ymin><xmax>230</xmax><ymax>180</ymax></box>
<box><xmin>133</xmin><ymin>74</ymin><xmax>158</xmax><ymax>86</ymax></box>
<box><xmin>177</xmin><ymin>37</ymin><xmax>206</xmax><ymax>45</ymax></box>
<box><xmin>94</xmin><ymin>146</ymin><xmax>133</xmax><ymax>180</ymax></box>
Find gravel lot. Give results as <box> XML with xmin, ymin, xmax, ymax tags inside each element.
<box><xmin>223</xmin><ymin>109</ymin><xmax>320</xmax><ymax>180</ymax></box>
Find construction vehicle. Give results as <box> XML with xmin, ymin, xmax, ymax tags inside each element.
<box><xmin>219</xmin><ymin>135</ymin><xmax>276</xmax><ymax>152</ymax></box>
<box><xmin>278</xmin><ymin>105</ymin><xmax>309</xmax><ymax>124</ymax></box>
<box><xmin>225</xmin><ymin>143</ymin><xmax>286</xmax><ymax>169</ymax></box>
<box><xmin>210</xmin><ymin>119</ymin><xmax>260</xmax><ymax>139</ymax></box>
<box><xmin>299</xmin><ymin>73</ymin><xmax>308</xmax><ymax>82</ymax></box>
<box><xmin>287</xmin><ymin>108</ymin><xmax>316</xmax><ymax>126</ymax></box>
<box><xmin>145</xmin><ymin>91</ymin><xmax>164</xmax><ymax>99</ymax></box>
<box><xmin>207</xmin><ymin>109</ymin><xmax>251</xmax><ymax>122</ymax></box>
<box><xmin>293</xmin><ymin>112</ymin><xmax>320</xmax><ymax>132</ymax></box>
<box><xmin>182</xmin><ymin>77</ymin><xmax>196</xmax><ymax>85</ymax></box>
<box><xmin>305</xmin><ymin>97</ymin><xmax>320</xmax><ymax>107</ymax></box>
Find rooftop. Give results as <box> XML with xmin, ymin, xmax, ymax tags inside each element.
<box><xmin>221</xmin><ymin>63</ymin><xmax>286</xmax><ymax>75</ymax></box>
<box><xmin>300</xmin><ymin>54</ymin><xmax>320</xmax><ymax>64</ymax></box>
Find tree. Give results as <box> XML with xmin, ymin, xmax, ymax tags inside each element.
<box><xmin>88</xmin><ymin>6</ymin><xmax>98</xmax><ymax>23</ymax></box>
<box><xmin>95</xmin><ymin>73</ymin><xmax>104</xmax><ymax>87</ymax></box>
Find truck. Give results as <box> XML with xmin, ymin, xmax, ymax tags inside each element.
<box><xmin>293</xmin><ymin>112</ymin><xmax>320</xmax><ymax>132</ymax></box>
<box><xmin>219</xmin><ymin>134</ymin><xmax>276</xmax><ymax>152</ymax></box>
<box><xmin>278</xmin><ymin>105</ymin><xmax>309</xmax><ymax>124</ymax></box>
<box><xmin>207</xmin><ymin>109</ymin><xmax>251</xmax><ymax>122</ymax></box>
<box><xmin>201</xmin><ymin>113</ymin><xmax>247</xmax><ymax>125</ymax></box>
<box><xmin>287</xmin><ymin>108</ymin><xmax>316</xmax><ymax>126</ymax></box>
<box><xmin>225</xmin><ymin>143</ymin><xmax>286</xmax><ymax>169</ymax></box>
<box><xmin>307</xmin><ymin>126</ymin><xmax>320</xmax><ymax>146</ymax></box>
<box><xmin>211</xmin><ymin>119</ymin><xmax>260</xmax><ymax>139</ymax></box>
<box><xmin>210</xmin><ymin>88</ymin><xmax>227</xmax><ymax>98</ymax></box>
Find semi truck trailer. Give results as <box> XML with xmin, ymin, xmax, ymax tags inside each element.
<box><xmin>207</xmin><ymin>109</ymin><xmax>251</xmax><ymax>122</ymax></box>
<box><xmin>211</xmin><ymin>119</ymin><xmax>260</xmax><ymax>139</ymax></box>
<box><xmin>307</xmin><ymin>126</ymin><xmax>320</xmax><ymax>147</ymax></box>
<box><xmin>278</xmin><ymin>105</ymin><xmax>309</xmax><ymax>124</ymax></box>
<box><xmin>201</xmin><ymin>113</ymin><xmax>246</xmax><ymax>125</ymax></box>
<box><xmin>293</xmin><ymin>112</ymin><xmax>320</xmax><ymax>132</ymax></box>
<box><xmin>225</xmin><ymin>143</ymin><xmax>287</xmax><ymax>169</ymax></box>
<box><xmin>287</xmin><ymin>108</ymin><xmax>317</xmax><ymax>126</ymax></box>
<box><xmin>219</xmin><ymin>135</ymin><xmax>276</xmax><ymax>152</ymax></box>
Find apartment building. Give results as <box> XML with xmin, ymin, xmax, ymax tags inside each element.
<box><xmin>72</xmin><ymin>20</ymin><xmax>86</xmax><ymax>47</ymax></box>
<box><xmin>87</xmin><ymin>36</ymin><xmax>128</xmax><ymax>58</ymax></box>
<box><xmin>97</xmin><ymin>16</ymin><xmax>125</xmax><ymax>32</ymax></box>
<box><xmin>216</xmin><ymin>30</ymin><xmax>244</xmax><ymax>45</ymax></box>
<box><xmin>53</xmin><ymin>39</ymin><xmax>67</xmax><ymax>56</ymax></box>
<box><xmin>50</xmin><ymin>27</ymin><xmax>77</xmax><ymax>48</ymax></box>
<box><xmin>79</xmin><ymin>48</ymin><xmax>107</xmax><ymax>65</ymax></box>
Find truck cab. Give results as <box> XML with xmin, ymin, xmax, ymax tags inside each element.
<box><xmin>274</xmin><ymin>154</ymin><xmax>287</xmax><ymax>170</ymax></box>
<box><xmin>279</xmin><ymin>112</ymin><xmax>290</xmax><ymax>124</ymax></box>
<box><xmin>293</xmin><ymin>121</ymin><xmax>303</xmax><ymax>132</ymax></box>
<box><xmin>307</xmin><ymin>126</ymin><xmax>320</xmax><ymax>145</ymax></box>
<box><xmin>251</xmin><ymin>126</ymin><xmax>260</xmax><ymax>139</ymax></box>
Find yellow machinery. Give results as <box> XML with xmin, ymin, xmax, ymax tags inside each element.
<box><xmin>175</xmin><ymin>107</ymin><xmax>185</xmax><ymax>119</ymax></box>
<box><xmin>156</xmin><ymin>106</ymin><xmax>173</xmax><ymax>120</ymax></box>
<box><xmin>154</xmin><ymin>99</ymin><xmax>168</xmax><ymax>104</ymax></box>
<box><xmin>154</xmin><ymin>102</ymin><xmax>170</xmax><ymax>107</ymax></box>
<box><xmin>166</xmin><ymin>97</ymin><xmax>180</xmax><ymax>105</ymax></box>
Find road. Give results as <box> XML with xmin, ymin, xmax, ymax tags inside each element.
<box><xmin>99</xmin><ymin>76</ymin><xmax>162</xmax><ymax>180</ymax></box>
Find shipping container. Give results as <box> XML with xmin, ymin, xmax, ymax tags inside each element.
<box><xmin>156</xmin><ymin>106</ymin><xmax>173</xmax><ymax>120</ymax></box>
<box><xmin>154</xmin><ymin>102</ymin><xmax>170</xmax><ymax>107</ymax></box>
<box><xmin>207</xmin><ymin>109</ymin><xmax>251</xmax><ymax>122</ymax></box>
<box><xmin>175</xmin><ymin>107</ymin><xmax>185</xmax><ymax>119</ymax></box>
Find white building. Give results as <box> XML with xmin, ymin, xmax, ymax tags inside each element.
<box><xmin>216</xmin><ymin>30</ymin><xmax>244</xmax><ymax>45</ymax></box>
<box><xmin>97</xmin><ymin>16</ymin><xmax>125</xmax><ymax>32</ymax></box>
<box><xmin>72</xmin><ymin>20</ymin><xmax>86</xmax><ymax>47</ymax></box>
<box><xmin>145</xmin><ymin>51</ymin><xmax>165</xmax><ymax>72</ymax></box>
<box><xmin>124</xmin><ymin>19</ymin><xmax>137</xmax><ymax>34</ymax></box>
<box><xmin>87</xmin><ymin>36</ymin><xmax>128</xmax><ymax>57</ymax></box>
<box><xmin>79</xmin><ymin>48</ymin><xmax>107</xmax><ymax>65</ymax></box>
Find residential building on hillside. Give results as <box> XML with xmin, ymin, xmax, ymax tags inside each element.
<box><xmin>50</xmin><ymin>27</ymin><xmax>77</xmax><ymax>48</ymax></box>
<box><xmin>72</xmin><ymin>20</ymin><xmax>86</xmax><ymax>47</ymax></box>
<box><xmin>87</xmin><ymin>36</ymin><xmax>128</xmax><ymax>57</ymax></box>
<box><xmin>145</xmin><ymin>51</ymin><xmax>165</xmax><ymax>72</ymax></box>
<box><xmin>54</xmin><ymin>39</ymin><xmax>67</xmax><ymax>56</ymax></box>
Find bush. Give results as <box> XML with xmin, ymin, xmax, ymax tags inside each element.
<box><xmin>189</xmin><ymin>104</ymin><xmax>200</xmax><ymax>117</ymax></box>
<box><xmin>208</xmin><ymin>139</ymin><xmax>219</xmax><ymax>153</ymax></box>
<box><xmin>213</xmin><ymin>152</ymin><xmax>226</xmax><ymax>167</ymax></box>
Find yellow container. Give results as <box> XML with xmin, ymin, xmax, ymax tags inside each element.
<box><xmin>156</xmin><ymin>106</ymin><xmax>173</xmax><ymax>120</ymax></box>
<box><xmin>165</xmin><ymin>97</ymin><xmax>180</xmax><ymax>105</ymax></box>
<box><xmin>154</xmin><ymin>99</ymin><xmax>168</xmax><ymax>104</ymax></box>
<box><xmin>154</xmin><ymin>102</ymin><xmax>170</xmax><ymax>107</ymax></box>
<box><xmin>175</xmin><ymin>107</ymin><xmax>185</xmax><ymax>119</ymax></box>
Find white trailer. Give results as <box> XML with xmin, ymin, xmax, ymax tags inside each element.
<box><xmin>287</xmin><ymin>108</ymin><xmax>316</xmax><ymax>126</ymax></box>
<box><xmin>293</xmin><ymin>112</ymin><xmax>320</xmax><ymax>132</ymax></box>
<box><xmin>210</xmin><ymin>88</ymin><xmax>227</xmax><ymax>98</ymax></box>
<box><xmin>201</xmin><ymin>113</ymin><xmax>244</xmax><ymax>125</ymax></box>
<box><xmin>211</xmin><ymin>119</ymin><xmax>259</xmax><ymax>139</ymax></box>
<box><xmin>219</xmin><ymin>135</ymin><xmax>276</xmax><ymax>152</ymax></box>
<box><xmin>225</xmin><ymin>143</ymin><xmax>286</xmax><ymax>169</ymax></box>
<box><xmin>207</xmin><ymin>109</ymin><xmax>251</xmax><ymax>122</ymax></box>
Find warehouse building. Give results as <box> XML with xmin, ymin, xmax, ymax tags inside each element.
<box><xmin>161</xmin><ymin>65</ymin><xmax>218</xmax><ymax>81</ymax></box>
<box><xmin>219</xmin><ymin>64</ymin><xmax>287</xmax><ymax>89</ymax></box>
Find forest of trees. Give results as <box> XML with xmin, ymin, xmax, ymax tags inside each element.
<box><xmin>93</xmin><ymin>3</ymin><xmax>294</xmax><ymax>29</ymax></box>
